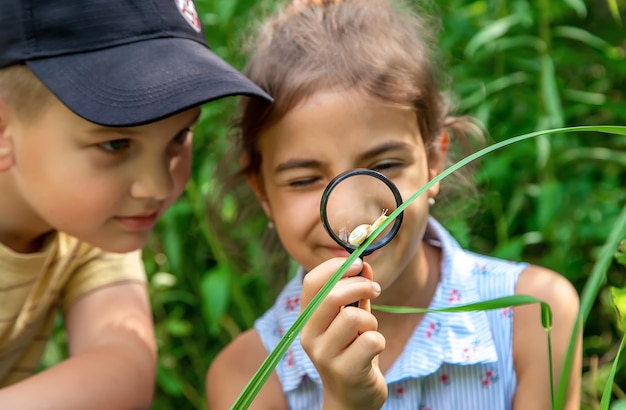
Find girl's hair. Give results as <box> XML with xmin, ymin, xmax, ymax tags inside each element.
<box><xmin>208</xmin><ymin>0</ymin><xmax>485</xmax><ymax>285</ymax></box>
<box><xmin>0</xmin><ymin>64</ymin><xmax>53</xmax><ymax>120</ymax></box>
<box><xmin>238</xmin><ymin>0</ymin><xmax>484</xmax><ymax>179</ymax></box>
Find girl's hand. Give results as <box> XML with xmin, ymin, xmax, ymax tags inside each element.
<box><xmin>300</xmin><ymin>258</ymin><xmax>387</xmax><ymax>409</ymax></box>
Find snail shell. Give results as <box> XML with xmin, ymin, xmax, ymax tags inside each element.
<box><xmin>348</xmin><ymin>224</ymin><xmax>372</xmax><ymax>246</ymax></box>
<box><xmin>347</xmin><ymin>209</ymin><xmax>389</xmax><ymax>246</ymax></box>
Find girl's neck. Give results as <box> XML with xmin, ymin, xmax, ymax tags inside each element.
<box><xmin>373</xmin><ymin>241</ymin><xmax>442</xmax><ymax>374</ymax></box>
<box><xmin>375</xmin><ymin>240</ymin><xmax>441</xmax><ymax>312</ymax></box>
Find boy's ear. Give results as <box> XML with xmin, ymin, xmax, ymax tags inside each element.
<box><xmin>427</xmin><ymin>131</ymin><xmax>449</xmax><ymax>199</ymax></box>
<box><xmin>241</xmin><ymin>155</ymin><xmax>273</xmax><ymax>221</ymax></box>
<box><xmin>0</xmin><ymin>99</ymin><xmax>15</xmax><ymax>172</ymax></box>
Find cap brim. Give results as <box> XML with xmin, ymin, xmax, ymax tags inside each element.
<box><xmin>27</xmin><ymin>38</ymin><xmax>271</xmax><ymax>127</ymax></box>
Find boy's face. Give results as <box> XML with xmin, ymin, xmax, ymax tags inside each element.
<box><xmin>0</xmin><ymin>95</ymin><xmax>200</xmax><ymax>253</ymax></box>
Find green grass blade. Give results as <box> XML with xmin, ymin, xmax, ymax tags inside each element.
<box><xmin>554</xmin><ymin>205</ymin><xmax>626</xmax><ymax>409</ymax></box>
<box><xmin>600</xmin><ymin>335</ymin><xmax>626</xmax><ymax>410</ymax></box>
<box><xmin>230</xmin><ymin>125</ymin><xmax>626</xmax><ymax>409</ymax></box>
<box><xmin>375</xmin><ymin>296</ymin><xmax>555</xmax><ymax>408</ymax></box>
<box><xmin>373</xmin><ymin>294</ymin><xmax>549</xmax><ymax>317</ymax></box>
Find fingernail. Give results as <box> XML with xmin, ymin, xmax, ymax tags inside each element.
<box><xmin>351</xmin><ymin>258</ymin><xmax>362</xmax><ymax>267</ymax></box>
<box><xmin>372</xmin><ymin>281</ymin><xmax>381</xmax><ymax>293</ymax></box>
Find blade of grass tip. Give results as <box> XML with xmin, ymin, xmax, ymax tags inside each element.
<box><xmin>546</xmin><ymin>324</ymin><xmax>555</xmax><ymax>409</ymax></box>
<box><xmin>232</xmin><ymin>125</ymin><xmax>626</xmax><ymax>409</ymax></box>
<box><xmin>600</xmin><ymin>335</ymin><xmax>626</xmax><ymax>410</ymax></box>
<box><xmin>373</xmin><ymin>294</ymin><xmax>546</xmax><ymax>313</ymax></box>
<box><xmin>374</xmin><ymin>296</ymin><xmax>555</xmax><ymax>408</ymax></box>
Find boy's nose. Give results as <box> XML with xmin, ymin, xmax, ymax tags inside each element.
<box><xmin>130</xmin><ymin>158</ymin><xmax>174</xmax><ymax>201</ymax></box>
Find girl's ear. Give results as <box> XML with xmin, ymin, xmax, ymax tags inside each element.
<box><xmin>242</xmin><ymin>155</ymin><xmax>273</xmax><ymax>221</ymax></box>
<box><xmin>426</xmin><ymin>131</ymin><xmax>449</xmax><ymax>199</ymax></box>
<box><xmin>0</xmin><ymin>100</ymin><xmax>15</xmax><ymax>172</ymax></box>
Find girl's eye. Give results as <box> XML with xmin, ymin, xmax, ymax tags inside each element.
<box><xmin>372</xmin><ymin>161</ymin><xmax>403</xmax><ymax>173</ymax></box>
<box><xmin>98</xmin><ymin>139</ymin><xmax>130</xmax><ymax>153</ymax></box>
<box><xmin>288</xmin><ymin>177</ymin><xmax>320</xmax><ymax>188</ymax></box>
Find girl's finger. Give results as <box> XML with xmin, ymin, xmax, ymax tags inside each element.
<box><xmin>300</xmin><ymin>275</ymin><xmax>381</xmax><ymax>342</ymax></box>
<box><xmin>300</xmin><ymin>257</ymin><xmax>364</xmax><ymax>309</ymax></box>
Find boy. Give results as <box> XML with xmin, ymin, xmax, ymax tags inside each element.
<box><xmin>0</xmin><ymin>0</ymin><xmax>270</xmax><ymax>408</ymax></box>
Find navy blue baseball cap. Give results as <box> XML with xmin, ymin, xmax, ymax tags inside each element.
<box><xmin>0</xmin><ymin>0</ymin><xmax>271</xmax><ymax>126</ymax></box>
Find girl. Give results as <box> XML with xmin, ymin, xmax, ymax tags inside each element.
<box><xmin>206</xmin><ymin>0</ymin><xmax>581</xmax><ymax>408</ymax></box>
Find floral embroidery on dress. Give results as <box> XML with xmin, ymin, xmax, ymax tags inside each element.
<box><xmin>425</xmin><ymin>321</ymin><xmax>441</xmax><ymax>338</ymax></box>
<box><xmin>448</xmin><ymin>289</ymin><xmax>461</xmax><ymax>303</ymax></box>
<box><xmin>395</xmin><ymin>385</ymin><xmax>405</xmax><ymax>396</ymax></box>
<box><xmin>481</xmin><ymin>368</ymin><xmax>498</xmax><ymax>387</ymax></box>
<box><xmin>462</xmin><ymin>338</ymin><xmax>480</xmax><ymax>361</ymax></box>
<box><xmin>419</xmin><ymin>405</ymin><xmax>433</xmax><ymax>410</ymax></box>
<box><xmin>502</xmin><ymin>306</ymin><xmax>513</xmax><ymax>319</ymax></box>
<box><xmin>440</xmin><ymin>372</ymin><xmax>450</xmax><ymax>385</ymax></box>
<box><xmin>472</xmin><ymin>263</ymin><xmax>487</xmax><ymax>275</ymax></box>
<box><xmin>285</xmin><ymin>296</ymin><xmax>300</xmax><ymax>311</ymax></box>
<box><xmin>286</xmin><ymin>347</ymin><xmax>295</xmax><ymax>367</ymax></box>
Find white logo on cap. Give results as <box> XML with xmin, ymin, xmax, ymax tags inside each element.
<box><xmin>175</xmin><ymin>0</ymin><xmax>202</xmax><ymax>33</ymax></box>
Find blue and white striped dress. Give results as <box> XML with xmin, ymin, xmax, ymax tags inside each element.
<box><xmin>255</xmin><ymin>217</ymin><xmax>527</xmax><ymax>409</ymax></box>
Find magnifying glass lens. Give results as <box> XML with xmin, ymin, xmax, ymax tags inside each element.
<box><xmin>321</xmin><ymin>169</ymin><xmax>404</xmax><ymax>256</ymax></box>
<box><xmin>325</xmin><ymin>174</ymin><xmax>397</xmax><ymax>246</ymax></box>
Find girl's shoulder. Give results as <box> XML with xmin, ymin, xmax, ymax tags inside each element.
<box><xmin>515</xmin><ymin>264</ymin><xmax>579</xmax><ymax>312</ymax></box>
<box><xmin>206</xmin><ymin>328</ymin><xmax>288</xmax><ymax>410</ymax></box>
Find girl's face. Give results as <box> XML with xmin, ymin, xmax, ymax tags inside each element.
<box><xmin>249</xmin><ymin>90</ymin><xmax>445</xmax><ymax>290</ymax></box>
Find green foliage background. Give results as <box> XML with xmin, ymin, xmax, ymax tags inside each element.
<box><xmin>42</xmin><ymin>0</ymin><xmax>626</xmax><ymax>409</ymax></box>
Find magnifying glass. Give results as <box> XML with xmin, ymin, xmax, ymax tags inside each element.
<box><xmin>320</xmin><ymin>169</ymin><xmax>404</xmax><ymax>306</ymax></box>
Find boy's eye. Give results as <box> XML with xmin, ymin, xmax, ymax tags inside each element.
<box><xmin>173</xmin><ymin>128</ymin><xmax>193</xmax><ymax>145</ymax></box>
<box><xmin>98</xmin><ymin>139</ymin><xmax>130</xmax><ymax>153</ymax></box>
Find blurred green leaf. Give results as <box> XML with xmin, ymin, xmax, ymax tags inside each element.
<box><xmin>611</xmin><ymin>286</ymin><xmax>626</xmax><ymax>334</ymax></box>
<box><xmin>201</xmin><ymin>266</ymin><xmax>231</xmax><ymax>336</ymax></box>
<box><xmin>616</xmin><ymin>240</ymin><xmax>626</xmax><ymax>266</ymax></box>
<box><xmin>465</xmin><ymin>13</ymin><xmax>531</xmax><ymax>58</ymax></box>
<box><xmin>563</xmin><ymin>0</ymin><xmax>587</xmax><ymax>18</ymax></box>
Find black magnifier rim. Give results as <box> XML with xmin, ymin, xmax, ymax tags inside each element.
<box><xmin>320</xmin><ymin>169</ymin><xmax>404</xmax><ymax>256</ymax></box>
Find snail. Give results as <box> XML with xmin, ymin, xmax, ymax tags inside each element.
<box><xmin>348</xmin><ymin>209</ymin><xmax>388</xmax><ymax>246</ymax></box>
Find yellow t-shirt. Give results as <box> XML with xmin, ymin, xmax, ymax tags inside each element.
<box><xmin>0</xmin><ymin>232</ymin><xmax>146</xmax><ymax>387</ymax></box>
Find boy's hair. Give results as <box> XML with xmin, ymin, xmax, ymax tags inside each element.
<box><xmin>0</xmin><ymin>0</ymin><xmax>271</xmax><ymax>127</ymax></box>
<box><xmin>0</xmin><ymin>65</ymin><xmax>53</xmax><ymax>121</ymax></box>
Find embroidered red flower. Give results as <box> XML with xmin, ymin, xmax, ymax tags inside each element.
<box><xmin>448</xmin><ymin>289</ymin><xmax>461</xmax><ymax>303</ymax></box>
<box><xmin>285</xmin><ymin>296</ymin><xmax>300</xmax><ymax>311</ymax></box>
<box><xmin>286</xmin><ymin>348</ymin><xmax>295</xmax><ymax>366</ymax></box>
<box><xmin>425</xmin><ymin>321</ymin><xmax>441</xmax><ymax>338</ymax></box>
<box><xmin>481</xmin><ymin>368</ymin><xmax>497</xmax><ymax>387</ymax></box>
